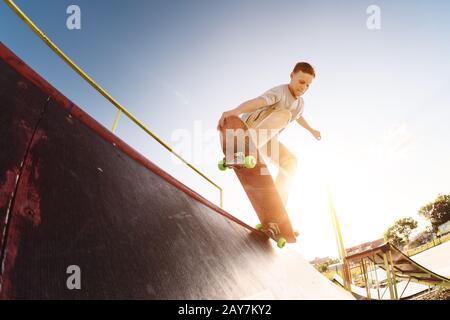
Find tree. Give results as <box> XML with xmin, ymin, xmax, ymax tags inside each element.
<box><xmin>314</xmin><ymin>258</ymin><xmax>339</xmax><ymax>274</ymax></box>
<box><xmin>329</xmin><ymin>258</ymin><xmax>340</xmax><ymax>265</ymax></box>
<box><xmin>318</xmin><ymin>263</ymin><xmax>329</xmax><ymax>273</ymax></box>
<box><xmin>419</xmin><ymin>194</ymin><xmax>450</xmax><ymax>233</ymax></box>
<box><xmin>384</xmin><ymin>217</ymin><xmax>418</xmax><ymax>248</ymax></box>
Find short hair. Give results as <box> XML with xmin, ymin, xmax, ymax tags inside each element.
<box><xmin>293</xmin><ymin>62</ymin><xmax>315</xmax><ymax>77</ymax></box>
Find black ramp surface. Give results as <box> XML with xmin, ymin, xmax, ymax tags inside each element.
<box><xmin>0</xmin><ymin>42</ymin><xmax>353</xmax><ymax>300</ymax></box>
<box><xmin>0</xmin><ymin>57</ymin><xmax>48</xmax><ymax>248</ymax></box>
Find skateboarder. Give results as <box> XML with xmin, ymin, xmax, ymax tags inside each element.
<box><xmin>217</xmin><ymin>62</ymin><xmax>321</xmax><ymax>206</ymax></box>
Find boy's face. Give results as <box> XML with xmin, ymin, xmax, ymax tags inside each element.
<box><xmin>289</xmin><ymin>71</ymin><xmax>314</xmax><ymax>98</ymax></box>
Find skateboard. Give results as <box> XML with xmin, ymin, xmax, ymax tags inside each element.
<box><xmin>218</xmin><ymin>115</ymin><xmax>297</xmax><ymax>248</ymax></box>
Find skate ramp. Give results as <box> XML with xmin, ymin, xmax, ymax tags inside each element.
<box><xmin>0</xmin><ymin>42</ymin><xmax>353</xmax><ymax>300</ymax></box>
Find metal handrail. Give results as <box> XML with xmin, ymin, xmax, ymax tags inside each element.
<box><xmin>4</xmin><ymin>0</ymin><xmax>223</xmax><ymax>207</ymax></box>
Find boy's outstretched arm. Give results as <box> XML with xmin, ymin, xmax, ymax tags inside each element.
<box><xmin>297</xmin><ymin>116</ymin><xmax>321</xmax><ymax>140</ymax></box>
<box><xmin>217</xmin><ymin>97</ymin><xmax>267</xmax><ymax>129</ymax></box>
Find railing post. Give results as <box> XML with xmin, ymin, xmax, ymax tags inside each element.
<box><xmin>112</xmin><ymin>110</ymin><xmax>122</xmax><ymax>133</ymax></box>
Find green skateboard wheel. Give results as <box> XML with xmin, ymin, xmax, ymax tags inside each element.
<box><xmin>255</xmin><ymin>223</ymin><xmax>263</xmax><ymax>231</ymax></box>
<box><xmin>277</xmin><ymin>238</ymin><xmax>287</xmax><ymax>248</ymax></box>
<box><xmin>218</xmin><ymin>159</ymin><xmax>227</xmax><ymax>171</ymax></box>
<box><xmin>244</xmin><ymin>155</ymin><xmax>256</xmax><ymax>169</ymax></box>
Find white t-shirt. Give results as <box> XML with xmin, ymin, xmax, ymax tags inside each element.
<box><xmin>241</xmin><ymin>84</ymin><xmax>305</xmax><ymax>125</ymax></box>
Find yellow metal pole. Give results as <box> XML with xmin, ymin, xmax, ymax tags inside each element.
<box><xmin>400</xmin><ymin>278</ymin><xmax>411</xmax><ymax>299</ymax></box>
<box><xmin>4</xmin><ymin>0</ymin><xmax>224</xmax><ymax>207</ymax></box>
<box><xmin>365</xmin><ymin>258</ymin><xmax>373</xmax><ymax>299</ymax></box>
<box><xmin>383</xmin><ymin>253</ymin><xmax>395</xmax><ymax>300</ymax></box>
<box><xmin>361</xmin><ymin>258</ymin><xmax>371</xmax><ymax>299</ymax></box>
<box><xmin>327</xmin><ymin>187</ymin><xmax>351</xmax><ymax>290</ymax></box>
<box><xmin>372</xmin><ymin>254</ymin><xmax>381</xmax><ymax>300</ymax></box>
<box><xmin>381</xmin><ymin>286</ymin><xmax>388</xmax><ymax>299</ymax></box>
<box><xmin>388</xmin><ymin>250</ymin><xmax>399</xmax><ymax>300</ymax></box>
<box><xmin>111</xmin><ymin>110</ymin><xmax>122</xmax><ymax>133</ymax></box>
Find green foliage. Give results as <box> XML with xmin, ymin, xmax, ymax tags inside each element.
<box><xmin>315</xmin><ymin>257</ymin><xmax>340</xmax><ymax>274</ymax></box>
<box><xmin>419</xmin><ymin>194</ymin><xmax>450</xmax><ymax>233</ymax></box>
<box><xmin>318</xmin><ymin>263</ymin><xmax>329</xmax><ymax>273</ymax></box>
<box><xmin>384</xmin><ymin>217</ymin><xmax>418</xmax><ymax>248</ymax></box>
<box><xmin>329</xmin><ymin>258</ymin><xmax>340</xmax><ymax>265</ymax></box>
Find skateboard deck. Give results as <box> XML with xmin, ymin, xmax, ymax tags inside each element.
<box><xmin>219</xmin><ymin>115</ymin><xmax>297</xmax><ymax>246</ymax></box>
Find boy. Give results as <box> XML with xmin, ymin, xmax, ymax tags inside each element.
<box><xmin>217</xmin><ymin>62</ymin><xmax>321</xmax><ymax>206</ymax></box>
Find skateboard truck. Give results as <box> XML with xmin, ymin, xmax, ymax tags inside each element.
<box><xmin>255</xmin><ymin>222</ymin><xmax>287</xmax><ymax>248</ymax></box>
<box><xmin>218</xmin><ymin>152</ymin><xmax>256</xmax><ymax>171</ymax></box>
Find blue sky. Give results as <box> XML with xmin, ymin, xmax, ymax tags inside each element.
<box><xmin>1</xmin><ymin>0</ymin><xmax>450</xmax><ymax>260</ymax></box>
